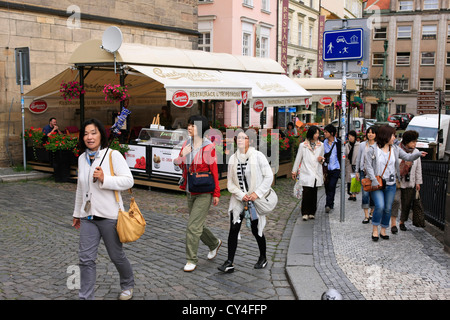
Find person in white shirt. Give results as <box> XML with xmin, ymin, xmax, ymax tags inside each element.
<box><xmin>291</xmin><ymin>126</ymin><xmax>325</xmax><ymax>220</ymax></box>
<box><xmin>72</xmin><ymin>118</ymin><xmax>134</xmax><ymax>300</ymax></box>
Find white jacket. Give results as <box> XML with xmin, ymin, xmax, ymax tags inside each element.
<box><xmin>227</xmin><ymin>148</ymin><xmax>273</xmax><ymax>236</ymax></box>
<box><xmin>291</xmin><ymin>140</ymin><xmax>324</xmax><ymax>187</ymax></box>
<box><xmin>73</xmin><ymin>148</ymin><xmax>134</xmax><ymax>219</ymax></box>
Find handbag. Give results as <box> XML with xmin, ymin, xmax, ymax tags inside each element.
<box><xmin>412</xmin><ymin>190</ymin><xmax>425</xmax><ymax>228</ymax></box>
<box><xmin>361</xmin><ymin>146</ymin><xmax>390</xmax><ymax>192</ymax></box>
<box><xmin>254</xmin><ymin>188</ymin><xmax>278</xmax><ymax>215</ymax></box>
<box><xmin>350</xmin><ymin>177</ymin><xmax>361</xmax><ymax>193</ymax></box>
<box><xmin>110</xmin><ymin>151</ymin><xmax>146</xmax><ymax>243</ymax></box>
<box><xmin>187</xmin><ymin>163</ymin><xmax>215</xmax><ymax>193</ymax></box>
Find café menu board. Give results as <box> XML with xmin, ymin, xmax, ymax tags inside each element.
<box><xmin>151</xmin><ymin>147</ymin><xmax>182</xmax><ymax>178</ymax></box>
<box><xmin>125</xmin><ymin>145</ymin><xmax>147</xmax><ymax>173</ymax></box>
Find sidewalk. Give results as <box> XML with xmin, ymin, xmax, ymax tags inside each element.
<box><xmin>286</xmin><ymin>183</ymin><xmax>450</xmax><ymax>300</ymax></box>
<box><xmin>0</xmin><ymin>167</ymin><xmax>51</xmax><ymax>183</ymax></box>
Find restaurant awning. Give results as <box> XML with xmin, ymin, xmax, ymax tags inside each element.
<box><xmin>293</xmin><ymin>78</ymin><xmax>356</xmax><ymax>103</ymax></box>
<box><xmin>128</xmin><ymin>65</ymin><xmax>252</xmax><ymax>102</ymax></box>
<box><xmin>24</xmin><ymin>39</ymin><xmax>311</xmax><ymax>110</ymax></box>
<box><xmin>221</xmin><ymin>71</ymin><xmax>311</xmax><ymax>107</ymax></box>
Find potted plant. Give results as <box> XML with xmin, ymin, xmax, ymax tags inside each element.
<box><xmin>103</xmin><ymin>84</ymin><xmax>130</xmax><ymax>102</ymax></box>
<box><xmin>109</xmin><ymin>137</ymin><xmax>130</xmax><ymax>156</ymax></box>
<box><xmin>60</xmin><ymin>81</ymin><xmax>85</xmax><ymax>101</ymax></box>
<box><xmin>43</xmin><ymin>132</ymin><xmax>79</xmax><ymax>182</ymax></box>
<box><xmin>23</xmin><ymin>127</ymin><xmax>50</xmax><ymax>162</ymax></box>
<box><xmin>293</xmin><ymin>69</ymin><xmax>302</xmax><ymax>77</ymax></box>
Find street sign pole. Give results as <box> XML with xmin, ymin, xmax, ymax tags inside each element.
<box><xmin>340</xmin><ymin>61</ymin><xmax>347</xmax><ymax>222</ymax></box>
<box><xmin>19</xmin><ymin>51</ymin><xmax>26</xmax><ymax>171</ymax></box>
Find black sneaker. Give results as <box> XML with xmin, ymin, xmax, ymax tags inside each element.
<box><xmin>218</xmin><ymin>260</ymin><xmax>234</xmax><ymax>273</ymax></box>
<box><xmin>254</xmin><ymin>257</ymin><xmax>268</xmax><ymax>269</ymax></box>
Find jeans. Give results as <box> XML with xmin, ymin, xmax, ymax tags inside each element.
<box><xmin>371</xmin><ymin>184</ymin><xmax>397</xmax><ymax>228</ymax></box>
<box><xmin>359</xmin><ymin>170</ymin><xmax>374</xmax><ymax>209</ymax></box>
<box><xmin>325</xmin><ymin>169</ymin><xmax>340</xmax><ymax>209</ymax></box>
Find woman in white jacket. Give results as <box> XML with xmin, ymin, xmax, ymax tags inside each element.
<box><xmin>72</xmin><ymin>119</ymin><xmax>134</xmax><ymax>300</ymax></box>
<box><xmin>291</xmin><ymin>126</ymin><xmax>325</xmax><ymax>220</ymax></box>
<box><xmin>218</xmin><ymin>130</ymin><xmax>273</xmax><ymax>273</ymax></box>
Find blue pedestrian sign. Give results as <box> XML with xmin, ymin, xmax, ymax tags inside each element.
<box><xmin>323</xmin><ymin>28</ymin><xmax>364</xmax><ymax>61</ymax></box>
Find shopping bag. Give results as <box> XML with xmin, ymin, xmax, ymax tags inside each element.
<box><xmin>350</xmin><ymin>177</ymin><xmax>361</xmax><ymax>193</ymax></box>
<box><xmin>293</xmin><ymin>178</ymin><xmax>303</xmax><ymax>199</ymax></box>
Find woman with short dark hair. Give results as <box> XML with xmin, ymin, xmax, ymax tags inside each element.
<box><xmin>291</xmin><ymin>126</ymin><xmax>325</xmax><ymax>220</ymax></box>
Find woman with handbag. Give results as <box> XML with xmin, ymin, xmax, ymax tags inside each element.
<box><xmin>174</xmin><ymin>115</ymin><xmax>221</xmax><ymax>272</ymax></box>
<box><xmin>291</xmin><ymin>126</ymin><xmax>325</xmax><ymax>220</ymax></box>
<box><xmin>364</xmin><ymin>125</ymin><xmax>426</xmax><ymax>241</ymax></box>
<box><xmin>218</xmin><ymin>130</ymin><xmax>274</xmax><ymax>273</ymax></box>
<box><xmin>72</xmin><ymin>119</ymin><xmax>135</xmax><ymax>300</ymax></box>
<box><xmin>355</xmin><ymin>126</ymin><xmax>377</xmax><ymax>223</ymax></box>
<box><xmin>345</xmin><ymin>130</ymin><xmax>360</xmax><ymax>201</ymax></box>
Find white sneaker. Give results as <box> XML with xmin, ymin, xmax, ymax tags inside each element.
<box><xmin>118</xmin><ymin>288</ymin><xmax>133</xmax><ymax>300</ymax></box>
<box><xmin>184</xmin><ymin>262</ymin><xmax>196</xmax><ymax>272</ymax></box>
<box><xmin>302</xmin><ymin>215</ymin><xmax>308</xmax><ymax>221</ymax></box>
<box><xmin>207</xmin><ymin>239</ymin><xmax>222</xmax><ymax>260</ymax></box>
<box><xmin>308</xmin><ymin>215</ymin><xmax>315</xmax><ymax>219</ymax></box>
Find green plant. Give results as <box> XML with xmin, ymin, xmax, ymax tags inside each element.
<box><xmin>24</xmin><ymin>127</ymin><xmax>45</xmax><ymax>147</ymax></box>
<box><xmin>109</xmin><ymin>138</ymin><xmax>130</xmax><ymax>156</ymax></box>
<box><xmin>43</xmin><ymin>132</ymin><xmax>78</xmax><ymax>154</ymax></box>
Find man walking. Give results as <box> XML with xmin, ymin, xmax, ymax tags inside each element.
<box><xmin>323</xmin><ymin>124</ymin><xmax>341</xmax><ymax>213</ymax></box>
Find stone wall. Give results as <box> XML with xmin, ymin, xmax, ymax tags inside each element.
<box><xmin>0</xmin><ymin>0</ymin><xmax>198</xmax><ymax>166</ymax></box>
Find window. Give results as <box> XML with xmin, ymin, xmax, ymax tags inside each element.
<box><xmin>424</xmin><ymin>0</ymin><xmax>438</xmax><ymax>10</ymax></box>
<box><xmin>374</xmin><ymin>27</ymin><xmax>387</xmax><ymax>39</ymax></box>
<box><xmin>198</xmin><ymin>32</ymin><xmax>211</xmax><ymax>52</ymax></box>
<box><xmin>243</xmin><ymin>33</ymin><xmax>251</xmax><ymax>56</ymax></box>
<box><xmin>298</xmin><ymin>23</ymin><xmax>302</xmax><ymax>46</ymax></box>
<box><xmin>448</xmin><ymin>25</ymin><xmax>450</xmax><ymax>38</ymax></box>
<box><xmin>419</xmin><ymin>79</ymin><xmax>434</xmax><ymax>91</ymax></box>
<box><xmin>309</xmin><ymin>26</ymin><xmax>313</xmax><ymax>48</ymax></box>
<box><xmin>243</xmin><ymin>0</ymin><xmax>253</xmax><ymax>6</ymax></box>
<box><xmin>396</xmin><ymin>105</ymin><xmax>407</xmax><ymax>113</ymax></box>
<box><xmin>421</xmin><ymin>52</ymin><xmax>435</xmax><ymax>65</ymax></box>
<box><xmin>396</xmin><ymin>52</ymin><xmax>410</xmax><ymax>65</ymax></box>
<box><xmin>260</xmin><ymin>36</ymin><xmax>269</xmax><ymax>58</ymax></box>
<box><xmin>372</xmin><ymin>53</ymin><xmax>384</xmax><ymax>66</ymax></box>
<box><xmin>395</xmin><ymin>78</ymin><xmax>409</xmax><ymax>91</ymax></box>
<box><xmin>447</xmin><ymin>52</ymin><xmax>450</xmax><ymax>65</ymax></box>
<box><xmin>445</xmin><ymin>79</ymin><xmax>450</xmax><ymax>92</ymax></box>
<box><xmin>397</xmin><ymin>26</ymin><xmax>412</xmax><ymax>39</ymax></box>
<box><xmin>422</xmin><ymin>25</ymin><xmax>437</xmax><ymax>39</ymax></box>
<box><xmin>262</xmin><ymin>0</ymin><xmax>270</xmax><ymax>11</ymax></box>
<box><xmin>288</xmin><ymin>19</ymin><xmax>291</xmax><ymax>43</ymax></box>
<box><xmin>398</xmin><ymin>1</ymin><xmax>413</xmax><ymax>11</ymax></box>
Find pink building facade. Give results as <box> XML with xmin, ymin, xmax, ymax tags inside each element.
<box><xmin>198</xmin><ymin>0</ymin><xmax>278</xmax><ymax>128</ymax></box>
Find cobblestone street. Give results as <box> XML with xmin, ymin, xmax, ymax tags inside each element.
<box><xmin>0</xmin><ymin>177</ymin><xmax>298</xmax><ymax>300</ymax></box>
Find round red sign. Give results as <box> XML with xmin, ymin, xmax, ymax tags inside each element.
<box><xmin>172</xmin><ymin>90</ymin><xmax>190</xmax><ymax>107</ymax></box>
<box><xmin>319</xmin><ymin>97</ymin><xmax>333</xmax><ymax>106</ymax></box>
<box><xmin>28</xmin><ymin>100</ymin><xmax>48</xmax><ymax>114</ymax></box>
<box><xmin>253</xmin><ymin>99</ymin><xmax>264</xmax><ymax>113</ymax></box>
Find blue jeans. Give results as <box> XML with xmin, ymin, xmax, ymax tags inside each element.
<box><xmin>359</xmin><ymin>170</ymin><xmax>374</xmax><ymax>209</ymax></box>
<box><xmin>371</xmin><ymin>184</ymin><xmax>397</xmax><ymax>228</ymax></box>
<box><xmin>325</xmin><ymin>169</ymin><xmax>340</xmax><ymax>209</ymax></box>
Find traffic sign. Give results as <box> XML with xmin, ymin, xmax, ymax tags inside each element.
<box><xmin>323</xmin><ymin>28</ymin><xmax>363</xmax><ymax>61</ymax></box>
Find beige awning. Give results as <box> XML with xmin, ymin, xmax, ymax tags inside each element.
<box><xmin>293</xmin><ymin>78</ymin><xmax>356</xmax><ymax>103</ymax></box>
<box><xmin>128</xmin><ymin>65</ymin><xmax>252</xmax><ymax>101</ymax></box>
<box><xmin>221</xmin><ymin>71</ymin><xmax>311</xmax><ymax>107</ymax></box>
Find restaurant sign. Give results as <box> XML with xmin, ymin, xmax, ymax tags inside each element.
<box><xmin>28</xmin><ymin>100</ymin><xmax>48</xmax><ymax>114</ymax></box>
<box><xmin>167</xmin><ymin>88</ymin><xmax>249</xmax><ymax>104</ymax></box>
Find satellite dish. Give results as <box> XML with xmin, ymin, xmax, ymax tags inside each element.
<box><xmin>101</xmin><ymin>26</ymin><xmax>123</xmax><ymax>53</ymax></box>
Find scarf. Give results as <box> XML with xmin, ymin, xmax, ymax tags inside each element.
<box><xmin>85</xmin><ymin>149</ymin><xmax>99</xmax><ymax>166</ymax></box>
<box><xmin>232</xmin><ymin>147</ymin><xmax>257</xmax><ymax>194</ymax></box>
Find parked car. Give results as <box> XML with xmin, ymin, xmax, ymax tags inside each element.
<box><xmin>388</xmin><ymin>113</ymin><xmax>414</xmax><ymax>129</ymax></box>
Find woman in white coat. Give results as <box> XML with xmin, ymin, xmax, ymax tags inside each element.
<box><xmin>291</xmin><ymin>126</ymin><xmax>325</xmax><ymax>220</ymax></box>
<box><xmin>218</xmin><ymin>130</ymin><xmax>273</xmax><ymax>273</ymax></box>
<box><xmin>72</xmin><ymin>119</ymin><xmax>134</xmax><ymax>300</ymax></box>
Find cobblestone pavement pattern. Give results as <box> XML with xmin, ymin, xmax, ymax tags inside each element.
<box><xmin>0</xmin><ymin>178</ymin><xmax>298</xmax><ymax>300</ymax></box>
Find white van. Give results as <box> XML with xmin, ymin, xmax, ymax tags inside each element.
<box><xmin>405</xmin><ymin>114</ymin><xmax>450</xmax><ymax>160</ymax></box>
<box><xmin>330</xmin><ymin>117</ymin><xmax>365</xmax><ymax>133</ymax></box>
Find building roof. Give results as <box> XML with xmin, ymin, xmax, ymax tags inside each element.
<box><xmin>364</xmin><ymin>0</ymin><xmax>390</xmax><ymax>11</ymax></box>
